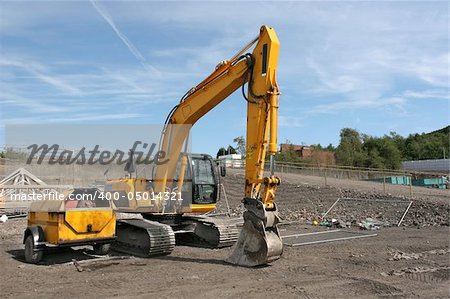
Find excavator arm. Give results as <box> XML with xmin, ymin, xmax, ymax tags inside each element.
<box><xmin>154</xmin><ymin>25</ymin><xmax>283</xmax><ymax>266</ymax></box>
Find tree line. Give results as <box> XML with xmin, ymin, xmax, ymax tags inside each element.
<box><xmin>216</xmin><ymin>126</ymin><xmax>449</xmax><ymax>170</ymax></box>
<box><xmin>334</xmin><ymin>126</ymin><xmax>449</xmax><ymax>169</ymax></box>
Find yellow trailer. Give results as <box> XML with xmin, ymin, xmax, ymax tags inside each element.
<box><xmin>23</xmin><ymin>188</ymin><xmax>116</xmax><ymax>263</ymax></box>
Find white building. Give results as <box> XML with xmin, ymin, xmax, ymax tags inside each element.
<box><xmin>217</xmin><ymin>154</ymin><xmax>244</xmax><ymax>168</ymax></box>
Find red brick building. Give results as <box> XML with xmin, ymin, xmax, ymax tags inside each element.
<box><xmin>279</xmin><ymin>144</ymin><xmax>312</xmax><ymax>157</ymax></box>
<box><xmin>279</xmin><ymin>143</ymin><xmax>335</xmax><ymax>165</ymax></box>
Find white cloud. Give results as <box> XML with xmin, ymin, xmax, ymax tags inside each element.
<box><xmin>0</xmin><ymin>91</ymin><xmax>67</xmax><ymax>114</ymax></box>
<box><xmin>0</xmin><ymin>54</ymin><xmax>192</xmax><ymax>120</ymax></box>
<box><xmin>0</xmin><ymin>1</ymin><xmax>447</xmax><ymax>145</ymax></box>
<box><xmin>405</xmin><ymin>54</ymin><xmax>449</xmax><ymax>87</ymax></box>
<box><xmin>402</xmin><ymin>89</ymin><xmax>450</xmax><ymax>100</ymax></box>
<box><xmin>0</xmin><ymin>57</ymin><xmax>82</xmax><ymax>95</ymax></box>
<box><xmin>90</xmin><ymin>1</ymin><xmax>161</xmax><ymax>78</ymax></box>
<box><xmin>311</xmin><ymin>95</ymin><xmax>407</xmax><ymax>115</ymax></box>
<box><xmin>1</xmin><ymin>112</ymin><xmax>144</xmax><ymax>124</ymax></box>
<box><xmin>47</xmin><ymin>112</ymin><xmax>145</xmax><ymax>123</ymax></box>
<box><xmin>279</xmin><ymin>115</ymin><xmax>303</xmax><ymax>128</ymax></box>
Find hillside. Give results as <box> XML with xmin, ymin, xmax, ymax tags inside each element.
<box><xmin>403</xmin><ymin>125</ymin><xmax>450</xmax><ymax>161</ymax></box>
<box><xmin>428</xmin><ymin>125</ymin><xmax>450</xmax><ymax>136</ymax></box>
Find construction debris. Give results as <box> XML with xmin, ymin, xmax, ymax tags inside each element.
<box><xmin>224</xmin><ymin>174</ymin><xmax>448</xmax><ymax>227</ymax></box>
<box><xmin>282</xmin><ymin>229</ymin><xmax>377</xmax><ymax>247</ymax></box>
<box><xmin>388</xmin><ymin>249</ymin><xmax>450</xmax><ymax>261</ymax></box>
<box><xmin>322</xmin><ymin>198</ymin><xmax>413</xmax><ymax>228</ymax></box>
<box><xmin>381</xmin><ymin>266</ymin><xmax>450</xmax><ymax>277</ymax></box>
<box><xmin>72</xmin><ymin>259</ymin><xmax>85</xmax><ymax>272</ymax></box>
<box><xmin>358</xmin><ymin>218</ymin><xmax>385</xmax><ymax>230</ymax></box>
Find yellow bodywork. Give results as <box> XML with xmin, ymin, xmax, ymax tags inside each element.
<box><xmin>28</xmin><ymin>210</ymin><xmax>115</xmax><ymax>244</ymax></box>
<box><xmin>27</xmin><ymin>191</ymin><xmax>116</xmax><ymax>245</ymax></box>
<box><xmin>190</xmin><ymin>203</ymin><xmax>216</xmax><ymax>214</ymax></box>
<box><xmin>107</xmin><ymin>178</ymin><xmax>217</xmax><ymax>214</ymax></box>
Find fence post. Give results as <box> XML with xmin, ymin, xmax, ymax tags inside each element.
<box><xmin>323</xmin><ymin>168</ymin><xmax>327</xmax><ymax>186</ymax></box>
<box><xmin>409</xmin><ymin>174</ymin><xmax>413</xmax><ymax>198</ymax></box>
<box><xmin>383</xmin><ymin>173</ymin><xmax>386</xmax><ymax>193</ymax></box>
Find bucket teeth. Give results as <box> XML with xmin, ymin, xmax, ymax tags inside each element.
<box><xmin>226</xmin><ymin>198</ymin><xmax>283</xmax><ymax>267</ymax></box>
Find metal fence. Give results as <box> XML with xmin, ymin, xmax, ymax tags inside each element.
<box><xmin>266</xmin><ymin>161</ymin><xmax>448</xmax><ymax>196</ymax></box>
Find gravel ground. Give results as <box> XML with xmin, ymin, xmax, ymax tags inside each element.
<box><xmin>219</xmin><ymin>169</ymin><xmax>449</xmax><ymax>227</ymax></box>
<box><xmin>0</xmin><ymin>170</ymin><xmax>449</xmax><ymax>298</ymax></box>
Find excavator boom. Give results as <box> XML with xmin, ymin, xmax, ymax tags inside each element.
<box><xmin>156</xmin><ymin>26</ymin><xmax>283</xmax><ymax>266</ymax></box>
<box><xmin>111</xmin><ymin>26</ymin><xmax>283</xmax><ymax>267</ymax></box>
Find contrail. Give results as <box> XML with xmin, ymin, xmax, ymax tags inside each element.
<box><xmin>90</xmin><ymin>0</ymin><xmax>161</xmax><ymax>76</ymax></box>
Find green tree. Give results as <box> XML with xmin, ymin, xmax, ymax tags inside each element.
<box><xmin>389</xmin><ymin>132</ymin><xmax>406</xmax><ymax>157</ymax></box>
<box><xmin>4</xmin><ymin>147</ymin><xmax>28</xmax><ymax>160</ymax></box>
<box><xmin>404</xmin><ymin>126</ymin><xmax>450</xmax><ymax>160</ymax></box>
<box><xmin>367</xmin><ymin>148</ymin><xmax>384</xmax><ymax>168</ymax></box>
<box><xmin>379</xmin><ymin>137</ymin><xmax>402</xmax><ymax>169</ymax></box>
<box><xmin>226</xmin><ymin>145</ymin><xmax>237</xmax><ymax>155</ymax></box>
<box><xmin>335</xmin><ymin>128</ymin><xmax>365</xmax><ymax>166</ymax></box>
<box><xmin>310</xmin><ymin>144</ymin><xmax>323</xmax><ymax>150</ymax></box>
<box><xmin>325</xmin><ymin>143</ymin><xmax>335</xmax><ymax>151</ymax></box>
<box><xmin>216</xmin><ymin>147</ymin><xmax>227</xmax><ymax>158</ymax></box>
<box><xmin>362</xmin><ymin>134</ymin><xmax>402</xmax><ymax>169</ymax></box>
<box><xmin>233</xmin><ymin>136</ymin><xmax>246</xmax><ymax>157</ymax></box>
<box><xmin>404</xmin><ymin>137</ymin><xmax>423</xmax><ymax>160</ymax></box>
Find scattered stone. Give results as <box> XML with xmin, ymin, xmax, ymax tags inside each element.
<box><xmin>389</xmin><ymin>251</ymin><xmax>421</xmax><ymax>261</ymax></box>
<box><xmin>0</xmin><ymin>215</ymin><xmax>8</xmax><ymax>223</ymax></box>
<box><xmin>388</xmin><ymin>248</ymin><xmax>450</xmax><ymax>261</ymax></box>
<box><xmin>381</xmin><ymin>266</ymin><xmax>450</xmax><ymax>277</ymax></box>
<box><xmin>359</xmin><ymin>218</ymin><xmax>384</xmax><ymax>230</ymax></box>
<box><xmin>220</xmin><ymin>172</ymin><xmax>449</xmax><ymax>227</ymax></box>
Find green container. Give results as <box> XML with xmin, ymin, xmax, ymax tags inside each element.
<box><xmin>412</xmin><ymin>177</ymin><xmax>447</xmax><ymax>189</ymax></box>
<box><xmin>366</xmin><ymin>176</ymin><xmax>411</xmax><ymax>186</ymax></box>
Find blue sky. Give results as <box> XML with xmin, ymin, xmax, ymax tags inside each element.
<box><xmin>0</xmin><ymin>1</ymin><xmax>448</xmax><ymax>155</ymax></box>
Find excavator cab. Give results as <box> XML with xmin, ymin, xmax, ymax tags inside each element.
<box><xmin>105</xmin><ymin>153</ymin><xmax>220</xmax><ymax>214</ymax></box>
<box><xmin>190</xmin><ymin>154</ymin><xmax>220</xmax><ymax>211</ymax></box>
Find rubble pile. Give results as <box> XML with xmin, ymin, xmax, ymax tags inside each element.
<box><xmin>221</xmin><ymin>172</ymin><xmax>449</xmax><ymax>228</ymax></box>
<box><xmin>388</xmin><ymin>248</ymin><xmax>450</xmax><ymax>261</ymax></box>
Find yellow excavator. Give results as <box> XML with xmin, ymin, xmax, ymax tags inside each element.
<box><xmin>106</xmin><ymin>25</ymin><xmax>282</xmax><ymax>266</ymax></box>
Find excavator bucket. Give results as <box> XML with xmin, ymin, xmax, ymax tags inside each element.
<box><xmin>226</xmin><ymin>198</ymin><xmax>283</xmax><ymax>267</ymax></box>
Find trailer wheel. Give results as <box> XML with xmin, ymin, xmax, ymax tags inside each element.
<box><xmin>93</xmin><ymin>243</ymin><xmax>110</xmax><ymax>255</ymax></box>
<box><xmin>24</xmin><ymin>235</ymin><xmax>43</xmax><ymax>264</ymax></box>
